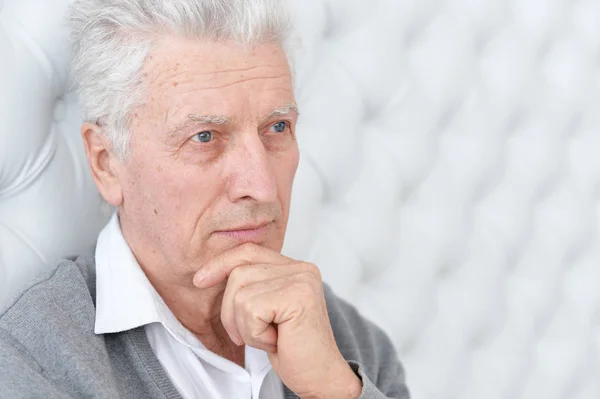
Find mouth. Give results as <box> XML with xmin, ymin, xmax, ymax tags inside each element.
<box><xmin>213</xmin><ymin>221</ymin><xmax>273</xmax><ymax>243</ymax></box>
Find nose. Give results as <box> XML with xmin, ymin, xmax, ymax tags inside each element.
<box><xmin>226</xmin><ymin>133</ymin><xmax>277</xmax><ymax>204</ymax></box>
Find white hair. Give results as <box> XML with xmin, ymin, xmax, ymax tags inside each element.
<box><xmin>68</xmin><ymin>0</ymin><xmax>294</xmax><ymax>158</ymax></box>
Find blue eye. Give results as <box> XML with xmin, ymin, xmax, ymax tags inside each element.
<box><xmin>192</xmin><ymin>131</ymin><xmax>213</xmax><ymax>143</ymax></box>
<box><xmin>270</xmin><ymin>121</ymin><xmax>287</xmax><ymax>133</ymax></box>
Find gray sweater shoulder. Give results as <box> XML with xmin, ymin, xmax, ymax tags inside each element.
<box><xmin>0</xmin><ymin>257</ymin><xmax>118</xmax><ymax>398</ymax></box>
<box><xmin>0</xmin><ymin>256</ymin><xmax>95</xmax><ymax>325</ymax></box>
<box><xmin>0</xmin><ymin>257</ymin><xmax>409</xmax><ymax>399</ymax></box>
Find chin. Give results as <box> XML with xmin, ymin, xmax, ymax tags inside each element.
<box><xmin>206</xmin><ymin>236</ymin><xmax>283</xmax><ymax>257</ymax></box>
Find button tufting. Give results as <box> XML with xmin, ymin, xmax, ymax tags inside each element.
<box><xmin>2</xmin><ymin>2</ymin><xmax>600</xmax><ymax>399</ymax></box>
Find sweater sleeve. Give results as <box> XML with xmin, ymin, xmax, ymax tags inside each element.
<box><xmin>323</xmin><ymin>284</ymin><xmax>410</xmax><ymax>399</ymax></box>
<box><xmin>349</xmin><ymin>360</ymin><xmax>409</xmax><ymax>399</ymax></box>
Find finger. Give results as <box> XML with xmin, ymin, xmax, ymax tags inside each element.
<box><xmin>221</xmin><ymin>274</ymin><xmax>289</xmax><ymax>346</ymax></box>
<box><xmin>234</xmin><ymin>272</ymin><xmax>324</xmax><ymax>352</ymax></box>
<box><xmin>237</xmin><ymin>299</ymin><xmax>278</xmax><ymax>353</ymax></box>
<box><xmin>221</xmin><ymin>263</ymin><xmax>311</xmax><ymax>343</ymax></box>
<box><xmin>193</xmin><ymin>243</ymin><xmax>294</xmax><ymax>288</ymax></box>
<box><xmin>229</xmin><ymin>279</ymin><xmax>293</xmax><ymax>352</ymax></box>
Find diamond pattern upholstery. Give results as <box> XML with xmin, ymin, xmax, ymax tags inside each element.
<box><xmin>1</xmin><ymin>1</ymin><xmax>600</xmax><ymax>398</ymax></box>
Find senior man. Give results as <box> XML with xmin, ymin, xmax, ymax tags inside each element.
<box><xmin>0</xmin><ymin>0</ymin><xmax>409</xmax><ymax>398</ymax></box>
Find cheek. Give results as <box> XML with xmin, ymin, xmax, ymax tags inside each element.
<box><xmin>123</xmin><ymin>154</ymin><xmax>190</xmax><ymax>214</ymax></box>
<box><xmin>122</xmin><ymin>161</ymin><xmax>170</xmax><ymax>219</ymax></box>
<box><xmin>156</xmin><ymin>166</ymin><xmax>230</xmax><ymax>237</ymax></box>
<box><xmin>275</xmin><ymin>146</ymin><xmax>300</xmax><ymax>205</ymax></box>
<box><xmin>126</xmin><ymin>128</ymin><xmax>227</xmax><ymax>217</ymax></box>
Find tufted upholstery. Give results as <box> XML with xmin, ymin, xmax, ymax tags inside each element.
<box><xmin>1</xmin><ymin>0</ymin><xmax>600</xmax><ymax>398</ymax></box>
<box><xmin>0</xmin><ymin>0</ymin><xmax>110</xmax><ymax>303</ymax></box>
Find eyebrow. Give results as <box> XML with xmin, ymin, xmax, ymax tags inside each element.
<box><xmin>266</xmin><ymin>103</ymin><xmax>300</xmax><ymax>119</ymax></box>
<box><xmin>166</xmin><ymin>102</ymin><xmax>299</xmax><ymax>138</ymax></box>
<box><xmin>189</xmin><ymin>114</ymin><xmax>231</xmax><ymax>124</ymax></box>
<box><xmin>166</xmin><ymin>114</ymin><xmax>231</xmax><ymax>138</ymax></box>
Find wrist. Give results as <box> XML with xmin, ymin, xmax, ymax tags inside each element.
<box><xmin>302</xmin><ymin>361</ymin><xmax>363</xmax><ymax>399</ymax></box>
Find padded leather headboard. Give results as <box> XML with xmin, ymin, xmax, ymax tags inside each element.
<box><xmin>0</xmin><ymin>0</ymin><xmax>110</xmax><ymax>303</ymax></box>
<box><xmin>2</xmin><ymin>0</ymin><xmax>600</xmax><ymax>398</ymax></box>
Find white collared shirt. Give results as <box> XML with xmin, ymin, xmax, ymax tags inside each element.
<box><xmin>94</xmin><ymin>212</ymin><xmax>284</xmax><ymax>399</ymax></box>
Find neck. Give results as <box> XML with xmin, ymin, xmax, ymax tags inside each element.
<box><xmin>118</xmin><ymin>213</ymin><xmax>245</xmax><ymax>366</ymax></box>
<box><xmin>150</xmin><ymin>277</ymin><xmax>246</xmax><ymax>367</ymax></box>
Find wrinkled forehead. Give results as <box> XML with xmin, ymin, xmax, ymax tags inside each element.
<box><xmin>143</xmin><ymin>38</ymin><xmax>292</xmax><ymax>101</ymax></box>
<box><xmin>135</xmin><ymin>36</ymin><xmax>295</xmax><ymax>129</ymax></box>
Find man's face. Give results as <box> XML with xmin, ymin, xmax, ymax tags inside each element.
<box><xmin>115</xmin><ymin>37</ymin><xmax>299</xmax><ymax>283</ymax></box>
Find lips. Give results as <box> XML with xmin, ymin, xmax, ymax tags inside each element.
<box><xmin>218</xmin><ymin>221</ymin><xmax>271</xmax><ymax>232</ymax></box>
<box><xmin>213</xmin><ymin>221</ymin><xmax>273</xmax><ymax>243</ymax></box>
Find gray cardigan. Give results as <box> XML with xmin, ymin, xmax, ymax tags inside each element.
<box><xmin>0</xmin><ymin>255</ymin><xmax>410</xmax><ymax>398</ymax></box>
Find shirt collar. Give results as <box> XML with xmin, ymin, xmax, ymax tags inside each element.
<box><xmin>94</xmin><ymin>211</ymin><xmax>163</xmax><ymax>334</ymax></box>
<box><xmin>93</xmin><ymin>212</ymin><xmax>272</xmax><ymax>375</ymax></box>
<box><xmin>94</xmin><ymin>212</ymin><xmax>218</xmax><ymax>349</ymax></box>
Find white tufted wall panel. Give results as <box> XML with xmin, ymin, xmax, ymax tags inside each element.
<box><xmin>0</xmin><ymin>0</ymin><xmax>110</xmax><ymax>304</ymax></box>
<box><xmin>1</xmin><ymin>1</ymin><xmax>599</xmax><ymax>398</ymax></box>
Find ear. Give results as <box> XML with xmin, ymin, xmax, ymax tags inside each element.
<box><xmin>81</xmin><ymin>122</ymin><xmax>124</xmax><ymax>207</ymax></box>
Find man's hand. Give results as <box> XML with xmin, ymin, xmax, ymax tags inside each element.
<box><xmin>192</xmin><ymin>243</ymin><xmax>363</xmax><ymax>399</ymax></box>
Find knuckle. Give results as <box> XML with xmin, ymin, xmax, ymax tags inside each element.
<box><xmin>298</xmin><ymin>266</ymin><xmax>321</xmax><ymax>284</ymax></box>
<box><xmin>229</xmin><ymin>265</ymin><xmax>260</xmax><ymax>288</ymax></box>
<box><xmin>236</xmin><ymin>293</ymin><xmax>255</xmax><ymax>315</ymax></box>
<box><xmin>228</xmin><ymin>267</ymin><xmax>242</xmax><ymax>286</ymax></box>
<box><xmin>297</xmin><ymin>271</ymin><xmax>314</xmax><ymax>283</ymax></box>
<box><xmin>229</xmin><ymin>265</ymin><xmax>243</xmax><ymax>278</ymax></box>
<box><xmin>233</xmin><ymin>290</ymin><xmax>248</xmax><ymax>310</ymax></box>
<box><xmin>301</xmin><ymin>262</ymin><xmax>322</xmax><ymax>279</ymax></box>
<box><xmin>294</xmin><ymin>277</ymin><xmax>318</xmax><ymax>299</ymax></box>
<box><xmin>242</xmin><ymin>298</ymin><xmax>254</xmax><ymax>314</ymax></box>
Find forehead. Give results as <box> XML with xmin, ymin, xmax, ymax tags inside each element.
<box><xmin>141</xmin><ymin>36</ymin><xmax>294</xmax><ymax>121</ymax></box>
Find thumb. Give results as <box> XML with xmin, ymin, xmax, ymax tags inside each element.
<box><xmin>193</xmin><ymin>243</ymin><xmax>292</xmax><ymax>288</ymax></box>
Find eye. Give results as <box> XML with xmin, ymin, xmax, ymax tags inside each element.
<box><xmin>269</xmin><ymin>121</ymin><xmax>288</xmax><ymax>133</ymax></box>
<box><xmin>191</xmin><ymin>131</ymin><xmax>213</xmax><ymax>143</ymax></box>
